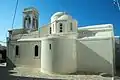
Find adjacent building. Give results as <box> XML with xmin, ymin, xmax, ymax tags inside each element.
<box><xmin>115</xmin><ymin>36</ymin><xmax>120</xmax><ymax>68</ymax></box>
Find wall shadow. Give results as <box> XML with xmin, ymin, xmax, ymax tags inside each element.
<box><xmin>0</xmin><ymin>57</ymin><xmax>60</xmax><ymax>80</ymax></box>
<box><xmin>115</xmin><ymin>42</ymin><xmax>120</xmax><ymax>77</ymax></box>
<box><xmin>76</xmin><ymin>40</ymin><xmax>113</xmax><ymax>77</ymax></box>
<box><xmin>6</xmin><ymin>57</ymin><xmax>16</xmax><ymax>70</ymax></box>
<box><xmin>0</xmin><ymin>57</ymin><xmax>16</xmax><ymax>80</ymax></box>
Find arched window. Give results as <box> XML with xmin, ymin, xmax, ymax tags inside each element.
<box><xmin>15</xmin><ymin>45</ymin><xmax>19</xmax><ymax>56</ymax></box>
<box><xmin>36</xmin><ymin>19</ymin><xmax>38</xmax><ymax>29</ymax></box>
<box><xmin>25</xmin><ymin>17</ymin><xmax>27</xmax><ymax>20</ymax></box>
<box><xmin>60</xmin><ymin>26</ymin><xmax>62</xmax><ymax>29</ymax></box>
<box><xmin>25</xmin><ymin>15</ymin><xmax>31</xmax><ymax>23</ymax></box>
<box><xmin>33</xmin><ymin>18</ymin><xmax>35</xmax><ymax>28</ymax></box>
<box><xmin>24</xmin><ymin>15</ymin><xmax>31</xmax><ymax>29</ymax></box>
<box><xmin>59</xmin><ymin>23</ymin><xmax>63</xmax><ymax>27</ymax></box>
<box><xmin>60</xmin><ymin>27</ymin><xmax>62</xmax><ymax>32</ymax></box>
<box><xmin>70</xmin><ymin>23</ymin><xmax>72</xmax><ymax>31</ymax></box>
<box><xmin>50</xmin><ymin>27</ymin><xmax>51</xmax><ymax>34</ymax></box>
<box><xmin>35</xmin><ymin>45</ymin><xmax>38</xmax><ymax>57</ymax></box>
<box><xmin>28</xmin><ymin>17</ymin><xmax>31</xmax><ymax>24</ymax></box>
<box><xmin>49</xmin><ymin>44</ymin><xmax>51</xmax><ymax>50</ymax></box>
<box><xmin>59</xmin><ymin>23</ymin><xmax>63</xmax><ymax>32</ymax></box>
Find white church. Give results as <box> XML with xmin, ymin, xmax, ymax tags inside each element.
<box><xmin>7</xmin><ymin>7</ymin><xmax>115</xmax><ymax>76</ymax></box>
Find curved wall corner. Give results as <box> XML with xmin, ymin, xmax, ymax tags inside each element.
<box><xmin>41</xmin><ymin>38</ymin><xmax>54</xmax><ymax>74</ymax></box>
<box><xmin>41</xmin><ymin>37</ymin><xmax>77</xmax><ymax>74</ymax></box>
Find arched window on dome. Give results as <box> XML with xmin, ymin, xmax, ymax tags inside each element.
<box><xmin>35</xmin><ymin>45</ymin><xmax>38</xmax><ymax>57</ymax></box>
<box><xmin>59</xmin><ymin>23</ymin><xmax>63</xmax><ymax>32</ymax></box>
<box><xmin>49</xmin><ymin>44</ymin><xmax>51</xmax><ymax>50</ymax></box>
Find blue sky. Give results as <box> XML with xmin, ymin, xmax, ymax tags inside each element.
<box><xmin>0</xmin><ymin>0</ymin><xmax>120</xmax><ymax>44</ymax></box>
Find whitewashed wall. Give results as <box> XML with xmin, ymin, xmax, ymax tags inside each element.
<box><xmin>76</xmin><ymin>38</ymin><xmax>114</xmax><ymax>74</ymax></box>
<box><xmin>7</xmin><ymin>41</ymin><xmax>17</xmax><ymax>64</ymax></box>
<box><xmin>7</xmin><ymin>41</ymin><xmax>41</xmax><ymax>68</ymax></box>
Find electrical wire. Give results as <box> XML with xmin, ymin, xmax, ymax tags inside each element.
<box><xmin>12</xmin><ymin>0</ymin><xmax>19</xmax><ymax>29</ymax></box>
<box><xmin>0</xmin><ymin>0</ymin><xmax>19</xmax><ymax>45</ymax></box>
<box><xmin>8</xmin><ymin>0</ymin><xmax>19</xmax><ymax>46</ymax></box>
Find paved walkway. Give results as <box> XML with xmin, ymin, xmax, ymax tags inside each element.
<box><xmin>9</xmin><ymin>67</ymin><xmax>113</xmax><ymax>80</ymax></box>
<box><xmin>0</xmin><ymin>63</ymin><xmax>118</xmax><ymax>80</ymax></box>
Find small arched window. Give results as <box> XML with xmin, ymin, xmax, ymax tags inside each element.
<box><xmin>24</xmin><ymin>15</ymin><xmax>31</xmax><ymax>29</ymax></box>
<box><xmin>49</xmin><ymin>44</ymin><xmax>51</xmax><ymax>50</ymax></box>
<box><xmin>59</xmin><ymin>23</ymin><xmax>63</xmax><ymax>27</ymax></box>
<box><xmin>60</xmin><ymin>28</ymin><xmax>62</xmax><ymax>32</ymax></box>
<box><xmin>36</xmin><ymin>19</ymin><xmax>38</xmax><ymax>29</ymax></box>
<box><xmin>50</xmin><ymin>27</ymin><xmax>51</xmax><ymax>34</ymax></box>
<box><xmin>33</xmin><ymin>18</ymin><xmax>35</xmax><ymax>28</ymax></box>
<box><xmin>60</xmin><ymin>26</ymin><xmax>62</xmax><ymax>29</ymax></box>
<box><xmin>70</xmin><ymin>23</ymin><xmax>72</xmax><ymax>31</ymax></box>
<box><xmin>35</xmin><ymin>45</ymin><xmax>38</xmax><ymax>57</ymax></box>
<box><xmin>25</xmin><ymin>17</ymin><xmax>27</xmax><ymax>20</ymax></box>
<box><xmin>59</xmin><ymin>23</ymin><xmax>63</xmax><ymax>32</ymax></box>
<box><xmin>15</xmin><ymin>45</ymin><xmax>19</xmax><ymax>56</ymax></box>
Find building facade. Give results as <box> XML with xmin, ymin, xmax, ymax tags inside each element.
<box><xmin>115</xmin><ymin>36</ymin><xmax>120</xmax><ymax>68</ymax></box>
<box><xmin>7</xmin><ymin>7</ymin><xmax>115</xmax><ymax>75</ymax></box>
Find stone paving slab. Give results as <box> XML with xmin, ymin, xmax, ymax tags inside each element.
<box><xmin>8</xmin><ymin>67</ymin><xmax>113</xmax><ymax>80</ymax></box>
